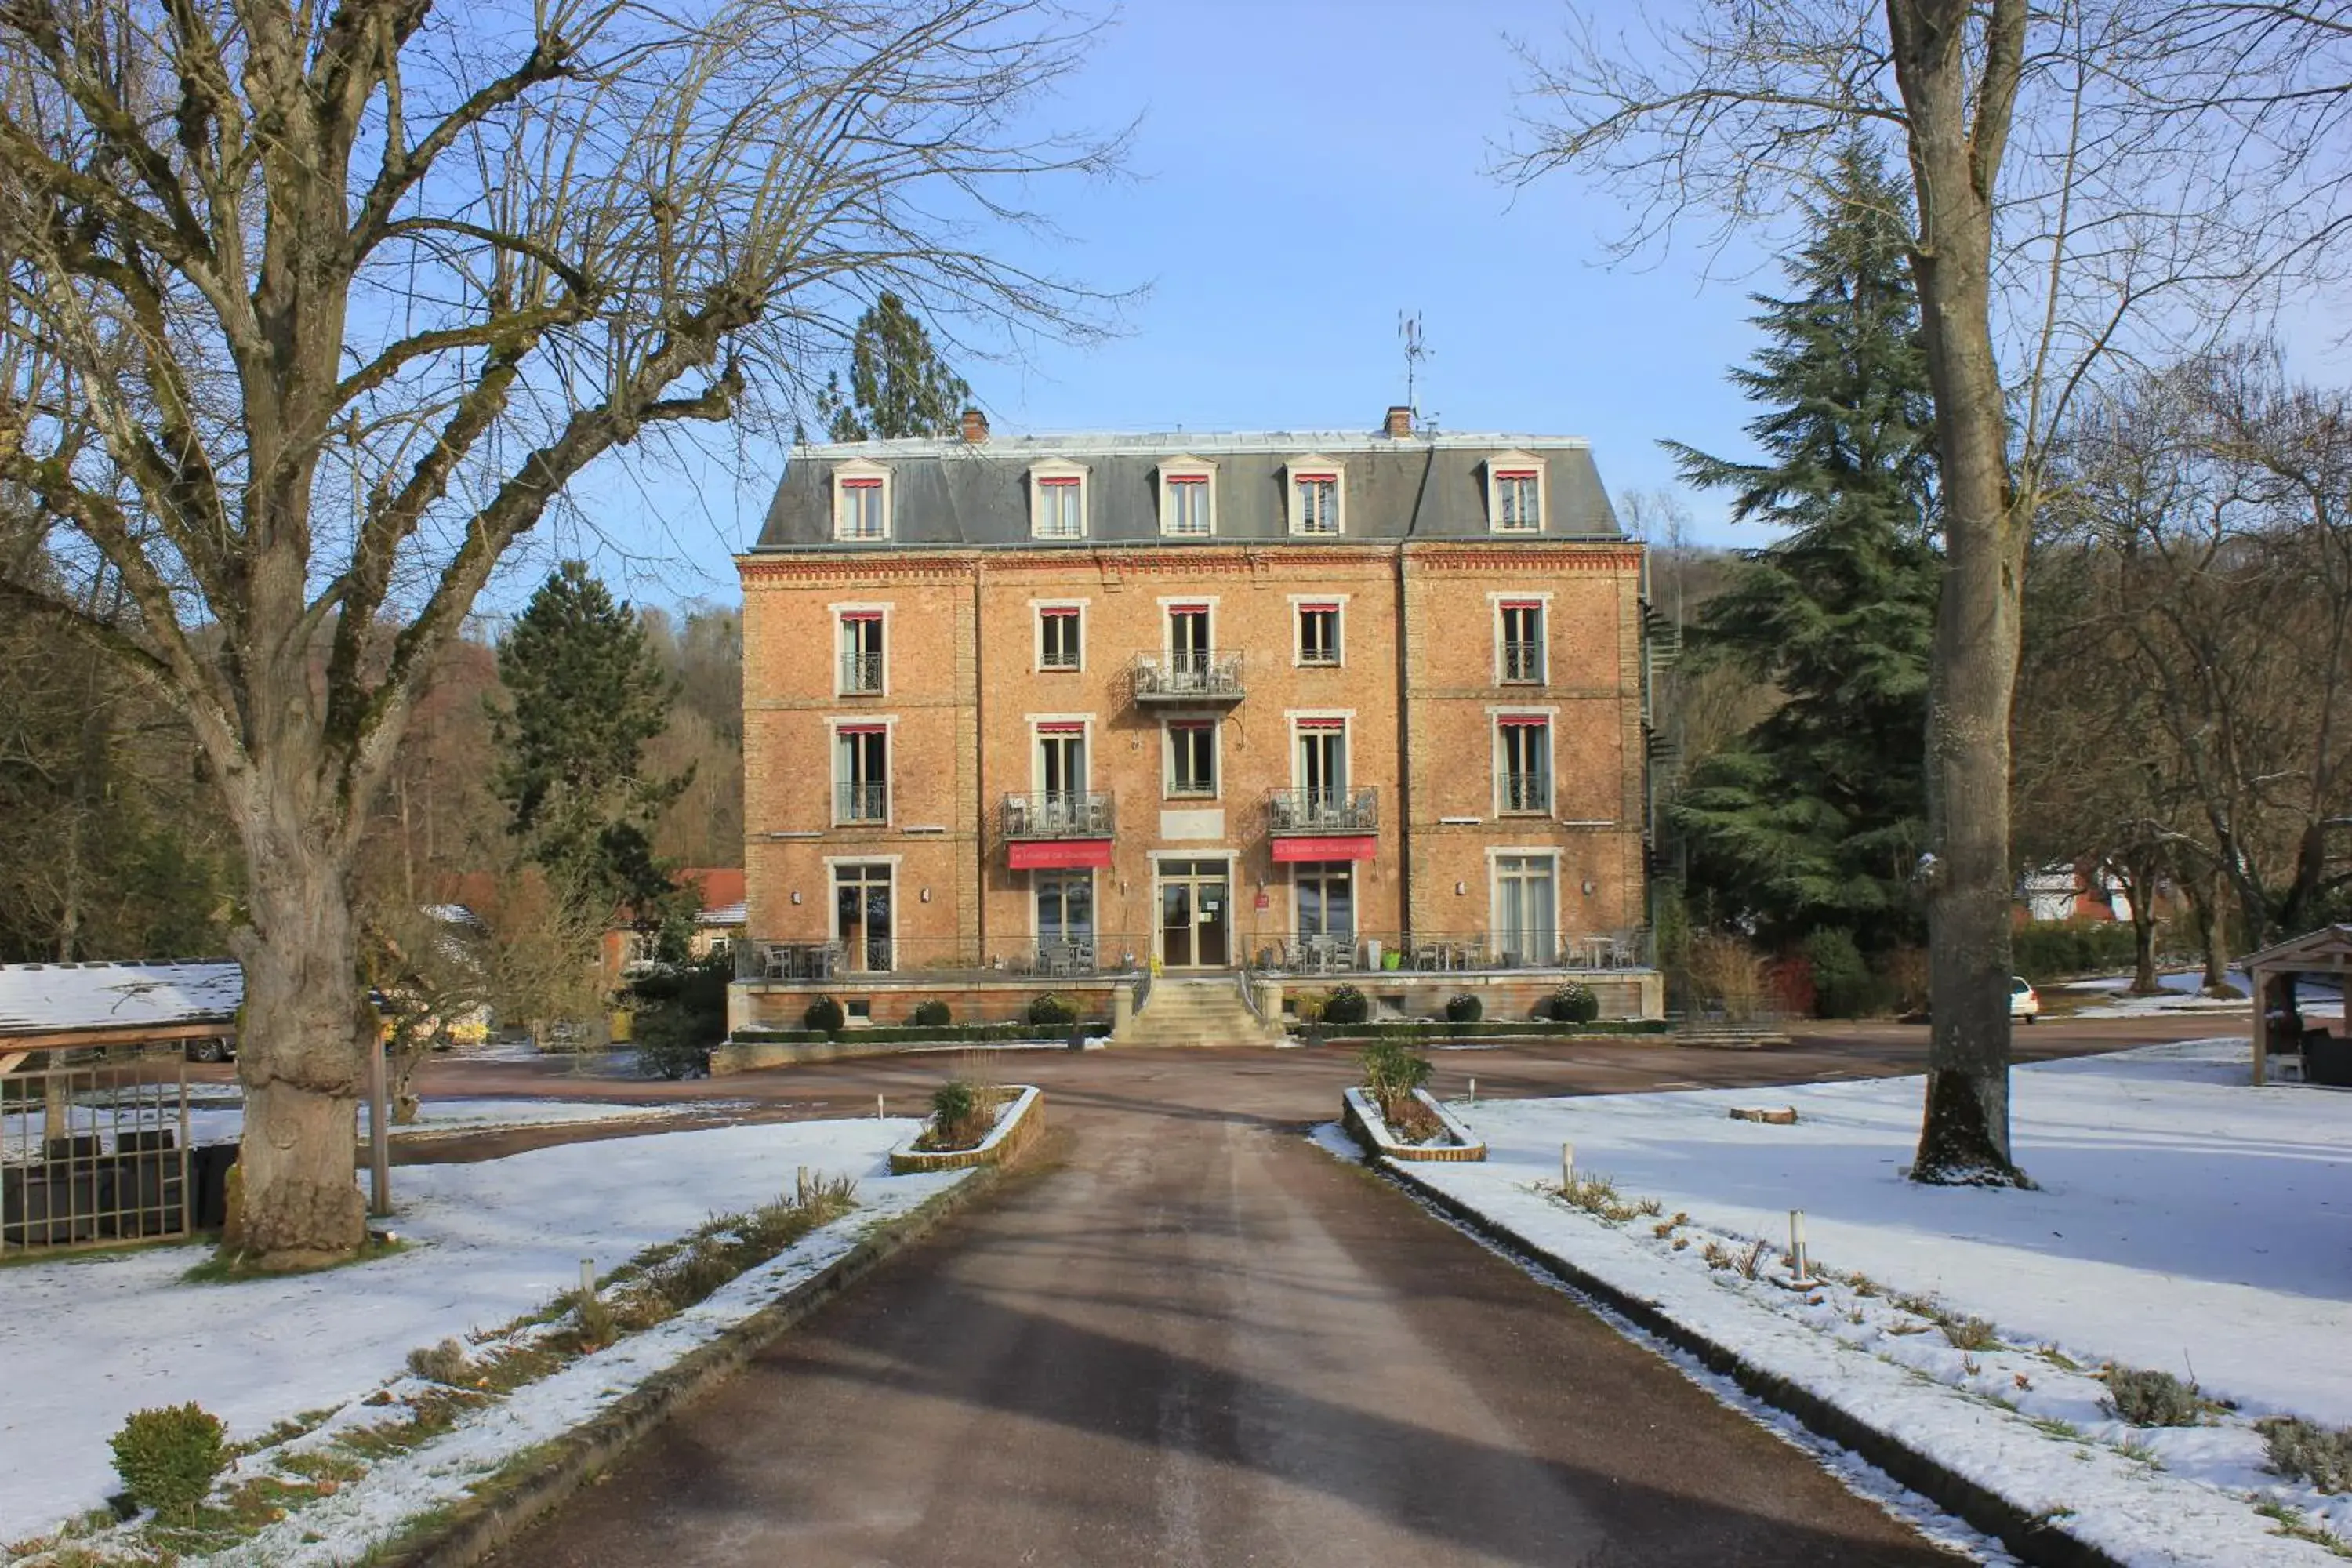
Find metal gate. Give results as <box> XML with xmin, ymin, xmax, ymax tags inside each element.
<box><xmin>1</xmin><ymin>1053</ymin><xmax>195</xmax><ymax>1253</ymax></box>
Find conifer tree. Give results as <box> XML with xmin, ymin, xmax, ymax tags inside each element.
<box><xmin>812</xmin><ymin>292</ymin><xmax>975</xmax><ymax>440</ymax></box>
<box><xmin>493</xmin><ymin>564</ymin><xmax>691</xmax><ymax>927</ymax></box>
<box><xmin>1665</xmin><ymin>144</ymin><xmax>1940</xmax><ymax>951</ymax></box>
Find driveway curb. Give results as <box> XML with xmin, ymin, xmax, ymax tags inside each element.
<box><xmin>376</xmin><ymin>1155</ymin><xmax>1022</xmax><ymax>1568</ymax></box>
<box><xmin>1377</xmin><ymin>1160</ymin><xmax>2118</xmax><ymax>1568</ymax></box>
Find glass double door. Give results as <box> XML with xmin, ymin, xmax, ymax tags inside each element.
<box><xmin>1157</xmin><ymin>858</ymin><xmax>1230</xmax><ymax>969</ymax></box>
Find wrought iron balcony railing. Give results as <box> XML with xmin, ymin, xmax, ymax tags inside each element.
<box><xmin>1132</xmin><ymin>649</ymin><xmax>1244</xmax><ymax>702</ymax></box>
<box><xmin>1000</xmin><ymin>790</ymin><xmax>1115</xmax><ymax>840</ymax></box>
<box><xmin>840</xmin><ymin>651</ymin><xmax>884</xmax><ymax>694</ymax></box>
<box><xmin>1501</xmin><ymin>640</ymin><xmax>1545</xmax><ymax>683</ymax></box>
<box><xmin>1501</xmin><ymin>771</ymin><xmax>1551</xmax><ymax>814</ymax></box>
<box><xmin>1266</xmin><ymin>787</ymin><xmax>1377</xmax><ymax>835</ymax></box>
<box><xmin>835</xmin><ymin>782</ymin><xmax>888</xmax><ymax>823</ymax></box>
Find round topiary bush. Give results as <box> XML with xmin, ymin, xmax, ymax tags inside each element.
<box><xmin>910</xmin><ymin>999</ymin><xmax>952</xmax><ymax>1027</ymax></box>
<box><xmin>110</xmin><ymin>1403</ymin><xmax>228</xmax><ymax>1523</ymax></box>
<box><xmin>1026</xmin><ymin>991</ymin><xmax>1077</xmax><ymax>1028</ymax></box>
<box><xmin>1548</xmin><ymin>982</ymin><xmax>1599</xmax><ymax>1025</ymax></box>
<box><xmin>1322</xmin><ymin>985</ymin><xmax>1370</xmax><ymax>1025</ymax></box>
<box><xmin>1444</xmin><ymin>992</ymin><xmax>1483</xmax><ymax>1023</ymax></box>
<box><xmin>802</xmin><ymin>995</ymin><xmax>846</xmax><ymax>1034</ymax></box>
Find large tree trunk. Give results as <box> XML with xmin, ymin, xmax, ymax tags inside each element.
<box><xmin>225</xmin><ymin>785</ymin><xmax>368</xmax><ymax>1266</ymax></box>
<box><xmin>1892</xmin><ymin>0</ymin><xmax>2031</xmax><ymax>1186</ymax></box>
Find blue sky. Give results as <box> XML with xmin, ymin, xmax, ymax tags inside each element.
<box><xmin>554</xmin><ymin>1</ymin><xmax>1793</xmax><ymax>609</ymax></box>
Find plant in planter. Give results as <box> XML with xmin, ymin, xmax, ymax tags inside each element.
<box><xmin>1444</xmin><ymin>992</ymin><xmax>1483</xmax><ymax>1023</ymax></box>
<box><xmin>916</xmin><ymin>1078</ymin><xmax>998</xmax><ymax>1151</ymax></box>
<box><xmin>803</xmin><ymin>995</ymin><xmax>846</xmax><ymax>1035</ymax></box>
<box><xmin>1359</xmin><ymin>1037</ymin><xmax>1443</xmax><ymax>1142</ymax></box>
<box><xmin>1546</xmin><ymin>982</ymin><xmax>1599</xmax><ymax>1025</ymax></box>
<box><xmin>1323</xmin><ymin>985</ymin><xmax>1370</xmax><ymax>1025</ymax></box>
<box><xmin>911</xmin><ymin>998</ymin><xmax>952</xmax><ymax>1026</ymax></box>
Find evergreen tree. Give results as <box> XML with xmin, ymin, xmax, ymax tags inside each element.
<box><xmin>812</xmin><ymin>292</ymin><xmax>973</xmax><ymax>440</ymax></box>
<box><xmin>492</xmin><ymin>563</ymin><xmax>691</xmax><ymax>925</ymax></box>
<box><xmin>1664</xmin><ymin>143</ymin><xmax>1940</xmax><ymax>949</ymax></box>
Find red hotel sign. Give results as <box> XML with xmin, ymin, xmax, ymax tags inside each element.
<box><xmin>1270</xmin><ymin>835</ymin><xmax>1377</xmax><ymax>863</ymax></box>
<box><xmin>1007</xmin><ymin>840</ymin><xmax>1114</xmax><ymax>870</ymax></box>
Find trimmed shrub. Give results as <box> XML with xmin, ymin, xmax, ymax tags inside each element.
<box><xmin>1444</xmin><ymin>992</ymin><xmax>1483</xmax><ymax>1023</ymax></box>
<box><xmin>910</xmin><ymin>999</ymin><xmax>953</xmax><ymax>1027</ymax></box>
<box><xmin>1546</xmin><ymin>982</ymin><xmax>1599</xmax><ymax>1025</ymax></box>
<box><xmin>1802</xmin><ymin>929</ymin><xmax>1876</xmax><ymax>1018</ymax></box>
<box><xmin>2012</xmin><ymin>920</ymin><xmax>2143</xmax><ymax>982</ymax></box>
<box><xmin>1322</xmin><ymin>985</ymin><xmax>1370</xmax><ymax>1025</ymax></box>
<box><xmin>2259</xmin><ymin>1417</ymin><xmax>2352</xmax><ymax>1494</ymax></box>
<box><xmin>801</xmin><ymin>995</ymin><xmax>846</xmax><ymax>1034</ymax></box>
<box><xmin>1025</xmin><ymin>991</ymin><xmax>1077</xmax><ymax>1028</ymax></box>
<box><xmin>111</xmin><ymin>1403</ymin><xmax>229</xmax><ymax>1522</ymax></box>
<box><xmin>1359</xmin><ymin>1037</ymin><xmax>1433</xmax><ymax>1107</ymax></box>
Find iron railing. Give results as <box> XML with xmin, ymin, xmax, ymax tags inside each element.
<box><xmin>1000</xmin><ymin>790</ymin><xmax>1115</xmax><ymax>840</ymax></box>
<box><xmin>2</xmin><ymin>1055</ymin><xmax>197</xmax><ymax>1253</ymax></box>
<box><xmin>1267</xmin><ymin>787</ymin><xmax>1377</xmax><ymax>835</ymax></box>
<box><xmin>1502</xmin><ymin>640</ymin><xmax>1545</xmax><ymax>683</ymax></box>
<box><xmin>1133</xmin><ymin>650</ymin><xmax>1244</xmax><ymax>702</ymax></box>
<box><xmin>839</xmin><ymin>652</ymin><xmax>884</xmax><ymax>694</ymax></box>
<box><xmin>1500</xmin><ymin>772</ymin><xmax>1551</xmax><ymax>814</ymax></box>
<box><xmin>1241</xmin><ymin>930</ymin><xmax>1654</xmax><ymax>976</ymax></box>
<box><xmin>835</xmin><ymin>782</ymin><xmax>888</xmax><ymax>823</ymax></box>
<box><xmin>740</xmin><ymin>935</ymin><xmax>1152</xmax><ymax>982</ymax></box>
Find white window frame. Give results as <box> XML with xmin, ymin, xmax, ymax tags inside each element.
<box><xmin>830</xmin><ymin>601</ymin><xmax>891</xmax><ymax>697</ymax></box>
<box><xmin>1486</xmin><ymin>848</ymin><xmax>1563</xmax><ymax>965</ymax></box>
<box><xmin>1033</xmin><ymin>599</ymin><xmax>1087</xmax><ymax>673</ymax></box>
<box><xmin>1285</xmin><ymin>709</ymin><xmax>1355</xmax><ymax>795</ymax></box>
<box><xmin>1484</xmin><ymin>451</ymin><xmax>1548</xmax><ymax>534</ymax></box>
<box><xmin>1163</xmin><ymin>716</ymin><xmax>1219</xmax><ymax>800</ymax></box>
<box><xmin>1290</xmin><ymin>593</ymin><xmax>1348</xmax><ymax>667</ymax></box>
<box><xmin>1284</xmin><ymin>456</ymin><xmax>1346</xmax><ymax>537</ymax></box>
<box><xmin>1491</xmin><ymin>709</ymin><xmax>1557</xmax><ymax>818</ymax></box>
<box><xmin>826</xmin><ymin>714</ymin><xmax>898</xmax><ymax>827</ymax></box>
<box><xmin>1025</xmin><ymin>713</ymin><xmax>1096</xmax><ymax>797</ymax></box>
<box><xmin>1490</xmin><ymin>591</ymin><xmax>1553</xmax><ymax>686</ymax></box>
<box><xmin>831</xmin><ymin>459</ymin><xmax>892</xmax><ymax>542</ymax></box>
<box><xmin>1157</xmin><ymin>594</ymin><xmax>1219</xmax><ymax>662</ymax></box>
<box><xmin>1156</xmin><ymin>457</ymin><xmax>1218</xmax><ymax>538</ymax></box>
<box><xmin>1028</xmin><ymin>459</ymin><xmax>1090</xmax><ymax>541</ymax></box>
<box><xmin>823</xmin><ymin>854</ymin><xmax>903</xmax><ymax>972</ymax></box>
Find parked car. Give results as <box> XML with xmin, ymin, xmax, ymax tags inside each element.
<box><xmin>183</xmin><ymin>1035</ymin><xmax>234</xmax><ymax>1063</ymax></box>
<box><xmin>2010</xmin><ymin>975</ymin><xmax>2042</xmax><ymax>1024</ymax></box>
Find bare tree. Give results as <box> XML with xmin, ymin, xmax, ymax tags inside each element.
<box><xmin>0</xmin><ymin>0</ymin><xmax>1123</xmax><ymax>1265</ymax></box>
<box><xmin>1506</xmin><ymin>0</ymin><xmax>2352</xmax><ymax>1183</ymax></box>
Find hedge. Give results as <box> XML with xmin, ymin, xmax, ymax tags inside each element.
<box><xmin>730</xmin><ymin>1020</ymin><xmax>1106</xmax><ymax>1045</ymax></box>
<box><xmin>1303</xmin><ymin>1018</ymin><xmax>1668</xmax><ymax>1040</ymax></box>
<box><xmin>2011</xmin><ymin>920</ymin><xmax>2149</xmax><ymax>982</ymax></box>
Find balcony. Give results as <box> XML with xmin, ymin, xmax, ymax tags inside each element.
<box><xmin>835</xmin><ymin>782</ymin><xmax>888</xmax><ymax>823</ymax></box>
<box><xmin>840</xmin><ymin>651</ymin><xmax>884</xmax><ymax>694</ymax></box>
<box><xmin>1267</xmin><ymin>787</ymin><xmax>1377</xmax><ymax>836</ymax></box>
<box><xmin>1132</xmin><ymin>650</ymin><xmax>1244</xmax><ymax>704</ymax></box>
<box><xmin>1501</xmin><ymin>640</ymin><xmax>1545</xmax><ymax>684</ymax></box>
<box><xmin>1000</xmin><ymin>790</ymin><xmax>1115</xmax><ymax>840</ymax></box>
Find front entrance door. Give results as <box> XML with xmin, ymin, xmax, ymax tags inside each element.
<box><xmin>1157</xmin><ymin>858</ymin><xmax>1230</xmax><ymax>969</ymax></box>
<box><xmin>834</xmin><ymin>862</ymin><xmax>893</xmax><ymax>972</ymax></box>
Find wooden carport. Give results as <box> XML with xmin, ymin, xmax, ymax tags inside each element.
<box><xmin>2245</xmin><ymin>924</ymin><xmax>2352</xmax><ymax>1087</ymax></box>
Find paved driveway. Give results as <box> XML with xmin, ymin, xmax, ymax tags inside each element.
<box><xmin>458</xmin><ymin>1028</ymin><xmax>2109</xmax><ymax>1566</ymax></box>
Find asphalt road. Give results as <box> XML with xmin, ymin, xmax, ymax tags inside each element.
<box><xmin>455</xmin><ymin>1020</ymin><xmax>2239</xmax><ymax>1567</ymax></box>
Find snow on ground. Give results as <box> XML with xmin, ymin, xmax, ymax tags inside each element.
<box><xmin>3</xmin><ymin>1094</ymin><xmax>720</xmax><ymax>1160</ymax></box>
<box><xmin>2060</xmin><ymin>969</ymin><xmax>2343</xmax><ymax>1021</ymax></box>
<box><xmin>1377</xmin><ymin>1039</ymin><xmax>2352</xmax><ymax>1566</ymax></box>
<box><xmin>0</xmin><ymin>1116</ymin><xmax>961</xmax><ymax>1542</ymax></box>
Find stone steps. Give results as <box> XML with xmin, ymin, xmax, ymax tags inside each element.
<box><xmin>1116</xmin><ymin>978</ymin><xmax>1284</xmax><ymax>1047</ymax></box>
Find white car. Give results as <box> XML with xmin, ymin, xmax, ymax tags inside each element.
<box><xmin>2010</xmin><ymin>975</ymin><xmax>2042</xmax><ymax>1024</ymax></box>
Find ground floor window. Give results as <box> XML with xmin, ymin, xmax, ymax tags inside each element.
<box><xmin>1295</xmin><ymin>861</ymin><xmax>1355</xmax><ymax>941</ymax></box>
<box><xmin>1494</xmin><ymin>854</ymin><xmax>1556</xmax><ymax>966</ymax></box>
<box><xmin>835</xmin><ymin>862</ymin><xmax>893</xmax><ymax>971</ymax></box>
<box><xmin>1036</xmin><ymin>873</ymin><xmax>1095</xmax><ymax>946</ymax></box>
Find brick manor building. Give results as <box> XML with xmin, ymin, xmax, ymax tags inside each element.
<box><xmin>731</xmin><ymin>407</ymin><xmax>1664</xmax><ymax>1033</ymax></box>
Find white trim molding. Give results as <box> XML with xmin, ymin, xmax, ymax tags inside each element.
<box><xmin>1483</xmin><ymin>451</ymin><xmax>1548</xmax><ymax>534</ymax></box>
<box><xmin>1283</xmin><ymin>456</ymin><xmax>1347</xmax><ymax>536</ymax></box>
<box><xmin>830</xmin><ymin>457</ymin><xmax>893</xmax><ymax>542</ymax></box>
<box><xmin>1026</xmin><ymin>458</ymin><xmax>1090</xmax><ymax>541</ymax></box>
<box><xmin>1155</xmin><ymin>455</ymin><xmax>1218</xmax><ymax>538</ymax></box>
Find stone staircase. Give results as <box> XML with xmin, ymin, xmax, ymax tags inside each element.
<box><xmin>1116</xmin><ymin>976</ymin><xmax>1286</xmax><ymax>1047</ymax></box>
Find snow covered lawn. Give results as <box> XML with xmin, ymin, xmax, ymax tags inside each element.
<box><xmin>3</xmin><ymin>1093</ymin><xmax>731</xmax><ymax>1160</ymax></box>
<box><xmin>0</xmin><ymin>1116</ymin><xmax>964</xmax><ymax>1546</ymax></box>
<box><xmin>1380</xmin><ymin>1039</ymin><xmax>2352</xmax><ymax>1566</ymax></box>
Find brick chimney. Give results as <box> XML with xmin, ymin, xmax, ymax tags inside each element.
<box><xmin>960</xmin><ymin>407</ymin><xmax>989</xmax><ymax>443</ymax></box>
<box><xmin>1384</xmin><ymin>405</ymin><xmax>1413</xmax><ymax>438</ymax></box>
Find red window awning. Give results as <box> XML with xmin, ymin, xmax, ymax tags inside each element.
<box><xmin>1168</xmin><ymin>604</ymin><xmax>1210</xmax><ymax>615</ymax></box>
<box><xmin>1040</xmin><ymin>605</ymin><xmax>1080</xmax><ymax>617</ymax></box>
<box><xmin>1035</xmin><ymin>720</ymin><xmax>1085</xmax><ymax>735</ymax></box>
<box><xmin>1009</xmin><ymin>840</ymin><xmax>1113</xmax><ymax>870</ymax></box>
<box><xmin>1298</xmin><ymin>601</ymin><xmax>1340</xmax><ymax>613</ymax></box>
<box><xmin>1494</xmin><ymin>469</ymin><xmax>1539</xmax><ymax>480</ymax></box>
<box><xmin>1272</xmin><ymin>835</ymin><xmax>1377</xmax><ymax>863</ymax></box>
<box><xmin>836</xmin><ymin>723</ymin><xmax>887</xmax><ymax>736</ymax></box>
<box><xmin>1497</xmin><ymin>714</ymin><xmax>1549</xmax><ymax>728</ymax></box>
<box><xmin>1500</xmin><ymin>598</ymin><xmax>1544</xmax><ymax>610</ymax></box>
<box><xmin>840</xmin><ymin>610</ymin><xmax>882</xmax><ymax>622</ymax></box>
<box><xmin>1295</xmin><ymin>717</ymin><xmax>1345</xmax><ymax>732</ymax></box>
<box><xmin>840</xmin><ymin>477</ymin><xmax>881</xmax><ymax>489</ymax></box>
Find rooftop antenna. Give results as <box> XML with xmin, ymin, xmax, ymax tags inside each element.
<box><xmin>1398</xmin><ymin>310</ymin><xmax>1430</xmax><ymax>416</ymax></box>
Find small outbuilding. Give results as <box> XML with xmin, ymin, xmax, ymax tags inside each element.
<box><xmin>2244</xmin><ymin>925</ymin><xmax>2352</xmax><ymax>1087</ymax></box>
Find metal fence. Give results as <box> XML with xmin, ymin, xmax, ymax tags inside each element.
<box><xmin>1266</xmin><ymin>787</ymin><xmax>1377</xmax><ymax>834</ymax></box>
<box><xmin>1000</xmin><ymin>790</ymin><xmax>1115</xmax><ymax>839</ymax></box>
<box><xmin>1243</xmin><ymin>930</ymin><xmax>1654</xmax><ymax>977</ymax></box>
<box><xmin>2</xmin><ymin>1054</ymin><xmax>195</xmax><ymax>1254</ymax></box>
<box><xmin>739</xmin><ymin>934</ymin><xmax>1152</xmax><ymax>982</ymax></box>
<box><xmin>1133</xmin><ymin>650</ymin><xmax>1244</xmax><ymax>700</ymax></box>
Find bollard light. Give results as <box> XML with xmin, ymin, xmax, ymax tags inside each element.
<box><xmin>1788</xmin><ymin>1210</ymin><xmax>1813</xmax><ymax>1287</ymax></box>
<box><xmin>579</xmin><ymin>1258</ymin><xmax>596</xmax><ymax>1301</ymax></box>
<box><xmin>1468</xmin><ymin>1076</ymin><xmax>1477</xmax><ymax>1104</ymax></box>
<box><xmin>1562</xmin><ymin>1140</ymin><xmax>1575</xmax><ymax>1193</ymax></box>
<box><xmin>876</xmin><ymin>1092</ymin><xmax>884</xmax><ymax>1120</ymax></box>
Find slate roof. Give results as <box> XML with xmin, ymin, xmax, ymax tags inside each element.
<box><xmin>0</xmin><ymin>960</ymin><xmax>241</xmax><ymax>1040</ymax></box>
<box><xmin>753</xmin><ymin>430</ymin><xmax>1621</xmax><ymax>550</ymax></box>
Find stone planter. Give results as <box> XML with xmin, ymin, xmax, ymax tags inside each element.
<box><xmin>1341</xmin><ymin>1085</ymin><xmax>1486</xmax><ymax>1162</ymax></box>
<box><xmin>888</xmin><ymin>1086</ymin><xmax>1046</xmax><ymax>1174</ymax></box>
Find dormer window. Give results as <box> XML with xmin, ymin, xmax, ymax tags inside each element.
<box><xmin>832</xmin><ymin>459</ymin><xmax>891</xmax><ymax>541</ymax></box>
<box><xmin>1029</xmin><ymin>460</ymin><xmax>1088</xmax><ymax>539</ymax></box>
<box><xmin>1157</xmin><ymin>458</ymin><xmax>1216</xmax><ymax>538</ymax></box>
<box><xmin>1287</xmin><ymin>457</ymin><xmax>1345</xmax><ymax>536</ymax></box>
<box><xmin>1486</xmin><ymin>452</ymin><xmax>1547</xmax><ymax>533</ymax></box>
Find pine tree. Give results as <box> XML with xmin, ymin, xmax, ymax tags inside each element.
<box><xmin>492</xmin><ymin>563</ymin><xmax>691</xmax><ymax>924</ymax></box>
<box><xmin>1665</xmin><ymin>143</ymin><xmax>1940</xmax><ymax>950</ymax></box>
<box><xmin>812</xmin><ymin>292</ymin><xmax>973</xmax><ymax>440</ymax></box>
